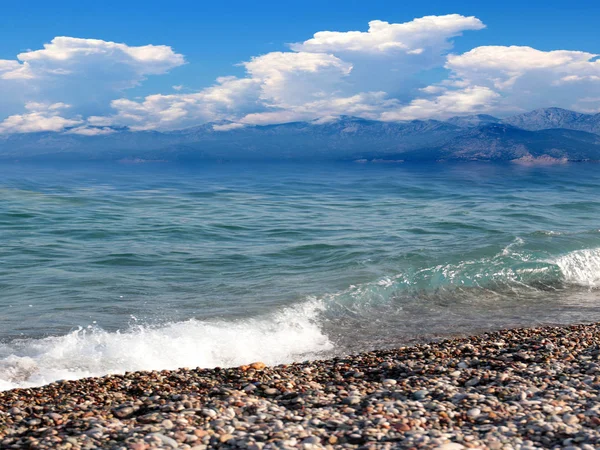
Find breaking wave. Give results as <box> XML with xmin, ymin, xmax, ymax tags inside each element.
<box><xmin>2</xmin><ymin>243</ymin><xmax>600</xmax><ymax>391</ymax></box>
<box><xmin>0</xmin><ymin>301</ymin><xmax>332</xmax><ymax>391</ymax></box>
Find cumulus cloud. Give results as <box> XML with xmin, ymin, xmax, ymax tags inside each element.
<box><xmin>0</xmin><ymin>102</ymin><xmax>82</xmax><ymax>134</ymax></box>
<box><xmin>446</xmin><ymin>46</ymin><xmax>600</xmax><ymax>100</ymax></box>
<box><xmin>2</xmin><ymin>16</ymin><xmax>600</xmax><ymax>133</ymax></box>
<box><xmin>98</xmin><ymin>14</ymin><xmax>484</xmax><ymax>130</ymax></box>
<box><xmin>291</xmin><ymin>15</ymin><xmax>484</xmax><ymax>55</ymax></box>
<box><xmin>0</xmin><ymin>37</ymin><xmax>185</xmax><ymax>118</ymax></box>
<box><xmin>65</xmin><ymin>126</ymin><xmax>116</xmax><ymax>136</ymax></box>
<box><xmin>243</xmin><ymin>51</ymin><xmax>353</xmax><ymax>107</ymax></box>
<box><xmin>96</xmin><ymin>52</ymin><xmax>356</xmax><ymax>130</ymax></box>
<box><xmin>288</xmin><ymin>14</ymin><xmax>486</xmax><ymax>101</ymax></box>
<box><xmin>0</xmin><ymin>60</ymin><xmax>33</xmax><ymax>80</ymax></box>
<box><xmin>241</xmin><ymin>92</ymin><xmax>400</xmax><ymax>125</ymax></box>
<box><xmin>6</xmin><ymin>36</ymin><xmax>184</xmax><ymax>80</ymax></box>
<box><xmin>402</xmin><ymin>46</ymin><xmax>600</xmax><ymax>117</ymax></box>
<box><xmin>212</xmin><ymin>123</ymin><xmax>246</xmax><ymax>131</ymax></box>
<box><xmin>381</xmin><ymin>86</ymin><xmax>500</xmax><ymax>121</ymax></box>
<box><xmin>99</xmin><ymin>76</ymin><xmax>262</xmax><ymax>130</ymax></box>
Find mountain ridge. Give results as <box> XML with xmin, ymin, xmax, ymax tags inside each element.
<box><xmin>1</xmin><ymin>108</ymin><xmax>600</xmax><ymax>162</ymax></box>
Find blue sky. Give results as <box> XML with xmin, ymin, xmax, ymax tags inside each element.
<box><xmin>0</xmin><ymin>0</ymin><xmax>599</xmax><ymax>134</ymax></box>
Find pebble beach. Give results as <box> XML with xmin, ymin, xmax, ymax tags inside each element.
<box><xmin>3</xmin><ymin>323</ymin><xmax>600</xmax><ymax>450</ymax></box>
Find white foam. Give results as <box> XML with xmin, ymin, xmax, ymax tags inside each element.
<box><xmin>501</xmin><ymin>237</ymin><xmax>525</xmax><ymax>256</ymax></box>
<box><xmin>555</xmin><ymin>248</ymin><xmax>600</xmax><ymax>287</ymax></box>
<box><xmin>0</xmin><ymin>300</ymin><xmax>332</xmax><ymax>391</ymax></box>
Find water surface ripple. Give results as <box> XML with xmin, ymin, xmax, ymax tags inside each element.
<box><xmin>1</xmin><ymin>162</ymin><xmax>600</xmax><ymax>389</ymax></box>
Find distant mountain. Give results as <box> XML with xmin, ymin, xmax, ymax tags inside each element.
<box><xmin>445</xmin><ymin>114</ymin><xmax>502</xmax><ymax>128</ymax></box>
<box><xmin>0</xmin><ymin>117</ymin><xmax>461</xmax><ymax>161</ymax></box>
<box><xmin>1</xmin><ymin>108</ymin><xmax>600</xmax><ymax>163</ymax></box>
<box><xmin>399</xmin><ymin>124</ymin><xmax>600</xmax><ymax>162</ymax></box>
<box><xmin>504</xmin><ymin>107</ymin><xmax>600</xmax><ymax>134</ymax></box>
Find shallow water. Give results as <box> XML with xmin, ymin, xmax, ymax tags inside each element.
<box><xmin>1</xmin><ymin>161</ymin><xmax>600</xmax><ymax>389</ymax></box>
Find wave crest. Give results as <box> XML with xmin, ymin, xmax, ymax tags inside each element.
<box><xmin>555</xmin><ymin>248</ymin><xmax>600</xmax><ymax>287</ymax></box>
<box><xmin>0</xmin><ymin>301</ymin><xmax>332</xmax><ymax>391</ymax></box>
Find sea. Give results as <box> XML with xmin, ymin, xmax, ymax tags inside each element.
<box><xmin>1</xmin><ymin>160</ymin><xmax>600</xmax><ymax>390</ymax></box>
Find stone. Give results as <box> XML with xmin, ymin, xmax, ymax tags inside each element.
<box><xmin>343</xmin><ymin>396</ymin><xmax>361</xmax><ymax>405</ymax></box>
<box><xmin>113</xmin><ymin>406</ymin><xmax>135</xmax><ymax>418</ymax></box>
<box><xmin>414</xmin><ymin>390</ymin><xmax>429</xmax><ymax>400</ymax></box>
<box><xmin>148</xmin><ymin>433</ymin><xmax>179</xmax><ymax>448</ymax></box>
<box><xmin>467</xmin><ymin>408</ymin><xmax>481</xmax><ymax>419</ymax></box>
<box><xmin>201</xmin><ymin>408</ymin><xmax>217</xmax><ymax>418</ymax></box>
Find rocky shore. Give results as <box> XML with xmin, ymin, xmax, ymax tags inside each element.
<box><xmin>3</xmin><ymin>323</ymin><xmax>600</xmax><ymax>449</ymax></box>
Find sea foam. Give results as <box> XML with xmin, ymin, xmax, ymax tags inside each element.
<box><xmin>555</xmin><ymin>248</ymin><xmax>600</xmax><ymax>287</ymax></box>
<box><xmin>0</xmin><ymin>300</ymin><xmax>332</xmax><ymax>391</ymax></box>
<box><xmin>3</xmin><ymin>246</ymin><xmax>600</xmax><ymax>391</ymax></box>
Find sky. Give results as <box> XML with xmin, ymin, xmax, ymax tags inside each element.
<box><xmin>0</xmin><ymin>0</ymin><xmax>599</xmax><ymax>135</ymax></box>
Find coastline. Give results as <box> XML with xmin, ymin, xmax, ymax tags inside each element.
<box><xmin>2</xmin><ymin>323</ymin><xmax>600</xmax><ymax>449</ymax></box>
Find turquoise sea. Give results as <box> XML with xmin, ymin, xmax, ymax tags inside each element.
<box><xmin>2</xmin><ymin>161</ymin><xmax>600</xmax><ymax>390</ymax></box>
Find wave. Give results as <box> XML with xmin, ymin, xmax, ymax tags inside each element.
<box><xmin>0</xmin><ymin>301</ymin><xmax>332</xmax><ymax>391</ymax></box>
<box><xmin>555</xmin><ymin>248</ymin><xmax>600</xmax><ymax>287</ymax></box>
<box><xmin>312</xmin><ymin>242</ymin><xmax>600</xmax><ymax>320</ymax></box>
<box><xmin>2</xmin><ymin>242</ymin><xmax>600</xmax><ymax>391</ymax></box>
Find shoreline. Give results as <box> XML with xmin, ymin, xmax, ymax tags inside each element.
<box><xmin>3</xmin><ymin>323</ymin><xmax>600</xmax><ymax>449</ymax></box>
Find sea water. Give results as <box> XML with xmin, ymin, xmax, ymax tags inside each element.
<box><xmin>2</xmin><ymin>161</ymin><xmax>600</xmax><ymax>390</ymax></box>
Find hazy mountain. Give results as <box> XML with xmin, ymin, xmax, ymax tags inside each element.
<box><xmin>423</xmin><ymin>125</ymin><xmax>600</xmax><ymax>162</ymax></box>
<box><xmin>1</xmin><ymin>108</ymin><xmax>600</xmax><ymax>163</ymax></box>
<box><xmin>503</xmin><ymin>107</ymin><xmax>600</xmax><ymax>134</ymax></box>
<box><xmin>445</xmin><ymin>114</ymin><xmax>502</xmax><ymax>128</ymax></box>
<box><xmin>0</xmin><ymin>117</ymin><xmax>461</xmax><ymax>161</ymax></box>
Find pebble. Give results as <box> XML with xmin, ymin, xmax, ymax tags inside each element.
<box><xmin>3</xmin><ymin>323</ymin><xmax>600</xmax><ymax>449</ymax></box>
<box><xmin>148</xmin><ymin>432</ymin><xmax>178</xmax><ymax>448</ymax></box>
<box><xmin>414</xmin><ymin>389</ymin><xmax>429</xmax><ymax>400</ymax></box>
<box><xmin>201</xmin><ymin>408</ymin><xmax>217</xmax><ymax>418</ymax></box>
<box><xmin>467</xmin><ymin>408</ymin><xmax>481</xmax><ymax>419</ymax></box>
<box><xmin>465</xmin><ymin>377</ymin><xmax>480</xmax><ymax>386</ymax></box>
<box><xmin>113</xmin><ymin>405</ymin><xmax>135</xmax><ymax>418</ymax></box>
<box><xmin>343</xmin><ymin>395</ymin><xmax>361</xmax><ymax>405</ymax></box>
<box><xmin>563</xmin><ymin>413</ymin><xmax>579</xmax><ymax>425</ymax></box>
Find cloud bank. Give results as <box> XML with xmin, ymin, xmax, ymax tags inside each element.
<box><xmin>0</xmin><ymin>15</ymin><xmax>599</xmax><ymax>134</ymax></box>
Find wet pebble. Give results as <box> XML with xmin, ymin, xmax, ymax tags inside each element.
<box><xmin>3</xmin><ymin>323</ymin><xmax>600</xmax><ymax>449</ymax></box>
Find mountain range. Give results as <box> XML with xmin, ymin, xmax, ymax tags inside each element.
<box><xmin>1</xmin><ymin>107</ymin><xmax>600</xmax><ymax>163</ymax></box>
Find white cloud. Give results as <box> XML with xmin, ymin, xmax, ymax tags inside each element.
<box><xmin>0</xmin><ymin>60</ymin><xmax>33</xmax><ymax>80</ymax></box>
<box><xmin>0</xmin><ymin>37</ymin><xmax>185</xmax><ymax>118</ymax></box>
<box><xmin>65</xmin><ymin>126</ymin><xmax>116</xmax><ymax>136</ymax></box>
<box><xmin>100</xmin><ymin>76</ymin><xmax>262</xmax><ymax>130</ymax></box>
<box><xmin>25</xmin><ymin>102</ymin><xmax>71</xmax><ymax>111</ymax></box>
<box><xmin>97</xmin><ymin>52</ymin><xmax>356</xmax><ymax>130</ymax></box>
<box><xmin>440</xmin><ymin>46</ymin><xmax>600</xmax><ymax>112</ymax></box>
<box><xmin>12</xmin><ymin>37</ymin><xmax>184</xmax><ymax>79</ymax></box>
<box><xmin>0</xmin><ymin>102</ymin><xmax>81</xmax><ymax>134</ymax></box>
<box><xmin>97</xmin><ymin>15</ymin><xmax>485</xmax><ymax>129</ymax></box>
<box><xmin>2</xmin><ymin>16</ymin><xmax>599</xmax><ymax>134</ymax></box>
<box><xmin>241</xmin><ymin>92</ymin><xmax>400</xmax><ymax>125</ymax></box>
<box><xmin>378</xmin><ymin>45</ymin><xmax>600</xmax><ymax>119</ymax></box>
<box><xmin>212</xmin><ymin>123</ymin><xmax>246</xmax><ymax>131</ymax></box>
<box><xmin>291</xmin><ymin>15</ymin><xmax>484</xmax><ymax>54</ymax></box>
<box><xmin>288</xmin><ymin>14</ymin><xmax>487</xmax><ymax>101</ymax></box>
<box><xmin>447</xmin><ymin>46</ymin><xmax>597</xmax><ymax>74</ymax></box>
<box><xmin>243</xmin><ymin>52</ymin><xmax>353</xmax><ymax>107</ymax></box>
<box><xmin>381</xmin><ymin>86</ymin><xmax>500</xmax><ymax>120</ymax></box>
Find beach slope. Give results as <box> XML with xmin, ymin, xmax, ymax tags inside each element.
<box><xmin>2</xmin><ymin>323</ymin><xmax>600</xmax><ymax>449</ymax></box>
